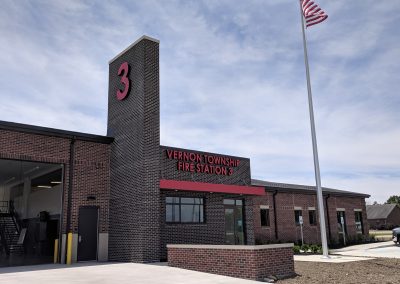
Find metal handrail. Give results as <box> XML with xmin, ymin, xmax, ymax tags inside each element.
<box><xmin>9</xmin><ymin>201</ymin><xmax>21</xmax><ymax>233</ymax></box>
<box><xmin>0</xmin><ymin>201</ymin><xmax>9</xmax><ymax>214</ymax></box>
<box><xmin>0</xmin><ymin>218</ymin><xmax>10</xmax><ymax>255</ymax></box>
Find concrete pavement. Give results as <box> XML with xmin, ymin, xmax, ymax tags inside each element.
<box><xmin>294</xmin><ymin>254</ymin><xmax>372</xmax><ymax>263</ymax></box>
<box><xmin>0</xmin><ymin>262</ymin><xmax>259</xmax><ymax>284</ymax></box>
<box><xmin>330</xmin><ymin>241</ymin><xmax>400</xmax><ymax>259</ymax></box>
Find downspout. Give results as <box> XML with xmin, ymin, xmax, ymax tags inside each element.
<box><xmin>65</xmin><ymin>136</ymin><xmax>76</xmax><ymax>262</ymax></box>
<box><xmin>325</xmin><ymin>194</ymin><xmax>331</xmax><ymax>243</ymax></box>
<box><xmin>273</xmin><ymin>190</ymin><xmax>278</xmax><ymax>240</ymax></box>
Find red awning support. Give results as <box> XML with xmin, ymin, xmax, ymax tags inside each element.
<box><xmin>159</xmin><ymin>179</ymin><xmax>265</xmax><ymax>196</ymax></box>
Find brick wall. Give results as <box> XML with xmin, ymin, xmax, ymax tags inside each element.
<box><xmin>0</xmin><ymin>129</ymin><xmax>111</xmax><ymax>235</ymax></box>
<box><xmin>160</xmin><ymin>145</ymin><xmax>251</xmax><ymax>186</ymax></box>
<box><xmin>160</xmin><ymin>190</ymin><xmax>255</xmax><ymax>259</ymax></box>
<box><xmin>159</xmin><ymin>145</ymin><xmax>255</xmax><ymax>259</ymax></box>
<box><xmin>168</xmin><ymin>244</ymin><xmax>295</xmax><ymax>280</ymax></box>
<box><xmin>326</xmin><ymin>195</ymin><xmax>369</xmax><ymax>244</ymax></box>
<box><xmin>253</xmin><ymin>191</ymin><xmax>369</xmax><ymax>245</ymax></box>
<box><xmin>107</xmin><ymin>37</ymin><xmax>160</xmax><ymax>262</ymax></box>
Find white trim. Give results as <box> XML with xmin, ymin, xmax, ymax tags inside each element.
<box><xmin>294</xmin><ymin>206</ymin><xmax>302</xmax><ymax>210</ymax></box>
<box><xmin>336</xmin><ymin>208</ymin><xmax>346</xmax><ymax>211</ymax></box>
<box><xmin>354</xmin><ymin>209</ymin><xmax>362</xmax><ymax>212</ymax></box>
<box><xmin>308</xmin><ymin>207</ymin><xmax>316</xmax><ymax>210</ymax></box>
<box><xmin>167</xmin><ymin>243</ymin><xmax>294</xmax><ymax>250</ymax></box>
<box><xmin>260</xmin><ymin>205</ymin><xmax>269</xmax><ymax>209</ymax></box>
<box><xmin>109</xmin><ymin>35</ymin><xmax>160</xmax><ymax>64</ymax></box>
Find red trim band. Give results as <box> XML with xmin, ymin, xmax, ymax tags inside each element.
<box><xmin>160</xmin><ymin>179</ymin><xmax>265</xmax><ymax>196</ymax></box>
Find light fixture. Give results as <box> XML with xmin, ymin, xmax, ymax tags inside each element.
<box><xmin>24</xmin><ymin>166</ymin><xmax>39</xmax><ymax>175</ymax></box>
<box><xmin>37</xmin><ymin>185</ymin><xmax>52</xmax><ymax>189</ymax></box>
<box><xmin>51</xmin><ymin>181</ymin><xmax>62</xmax><ymax>184</ymax></box>
<box><xmin>3</xmin><ymin>177</ymin><xmax>15</xmax><ymax>184</ymax></box>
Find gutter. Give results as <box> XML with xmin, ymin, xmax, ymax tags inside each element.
<box><xmin>273</xmin><ymin>190</ymin><xmax>278</xmax><ymax>240</ymax></box>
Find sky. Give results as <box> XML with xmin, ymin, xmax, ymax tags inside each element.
<box><xmin>0</xmin><ymin>0</ymin><xmax>399</xmax><ymax>204</ymax></box>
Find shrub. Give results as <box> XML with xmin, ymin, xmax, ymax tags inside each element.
<box><xmin>301</xmin><ymin>244</ymin><xmax>310</xmax><ymax>252</ymax></box>
<box><xmin>310</xmin><ymin>244</ymin><xmax>322</xmax><ymax>253</ymax></box>
<box><xmin>293</xmin><ymin>245</ymin><xmax>301</xmax><ymax>254</ymax></box>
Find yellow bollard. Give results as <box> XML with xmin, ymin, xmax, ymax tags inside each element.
<box><xmin>53</xmin><ymin>239</ymin><xmax>59</xmax><ymax>264</ymax></box>
<box><xmin>66</xmin><ymin>232</ymin><xmax>73</xmax><ymax>265</ymax></box>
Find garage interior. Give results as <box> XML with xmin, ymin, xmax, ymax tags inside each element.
<box><xmin>0</xmin><ymin>159</ymin><xmax>63</xmax><ymax>266</ymax></box>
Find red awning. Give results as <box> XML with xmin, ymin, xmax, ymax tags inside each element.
<box><xmin>159</xmin><ymin>179</ymin><xmax>265</xmax><ymax>196</ymax></box>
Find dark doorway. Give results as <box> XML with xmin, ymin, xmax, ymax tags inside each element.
<box><xmin>223</xmin><ymin>199</ymin><xmax>245</xmax><ymax>245</ymax></box>
<box><xmin>77</xmin><ymin>206</ymin><xmax>98</xmax><ymax>261</ymax></box>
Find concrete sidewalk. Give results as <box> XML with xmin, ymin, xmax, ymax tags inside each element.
<box><xmin>330</xmin><ymin>241</ymin><xmax>400</xmax><ymax>259</ymax></box>
<box><xmin>0</xmin><ymin>262</ymin><xmax>258</xmax><ymax>284</ymax></box>
<box><xmin>294</xmin><ymin>254</ymin><xmax>372</xmax><ymax>263</ymax></box>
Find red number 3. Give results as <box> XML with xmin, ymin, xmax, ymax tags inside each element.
<box><xmin>116</xmin><ymin>62</ymin><xmax>130</xmax><ymax>100</ymax></box>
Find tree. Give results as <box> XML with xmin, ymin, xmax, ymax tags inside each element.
<box><xmin>386</xmin><ymin>195</ymin><xmax>400</xmax><ymax>206</ymax></box>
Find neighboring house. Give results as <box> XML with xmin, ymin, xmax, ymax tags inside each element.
<box><xmin>366</xmin><ymin>204</ymin><xmax>400</xmax><ymax>230</ymax></box>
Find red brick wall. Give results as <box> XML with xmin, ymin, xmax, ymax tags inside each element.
<box><xmin>0</xmin><ymin>129</ymin><xmax>111</xmax><ymax>234</ymax></box>
<box><xmin>253</xmin><ymin>192</ymin><xmax>369</xmax><ymax>245</ymax></box>
<box><xmin>326</xmin><ymin>195</ymin><xmax>369</xmax><ymax>244</ymax></box>
<box><xmin>168</xmin><ymin>244</ymin><xmax>295</xmax><ymax>280</ymax></box>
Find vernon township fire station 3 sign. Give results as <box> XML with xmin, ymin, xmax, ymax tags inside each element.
<box><xmin>166</xmin><ymin>149</ymin><xmax>240</xmax><ymax>176</ymax></box>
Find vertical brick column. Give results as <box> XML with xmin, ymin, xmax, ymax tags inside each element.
<box><xmin>107</xmin><ymin>36</ymin><xmax>160</xmax><ymax>262</ymax></box>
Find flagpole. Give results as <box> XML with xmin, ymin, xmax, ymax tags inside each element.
<box><xmin>298</xmin><ymin>0</ymin><xmax>329</xmax><ymax>258</ymax></box>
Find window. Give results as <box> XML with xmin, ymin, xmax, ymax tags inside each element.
<box><xmin>337</xmin><ymin>211</ymin><xmax>346</xmax><ymax>234</ymax></box>
<box><xmin>166</xmin><ymin>197</ymin><xmax>204</xmax><ymax>223</ymax></box>
<box><xmin>223</xmin><ymin>199</ymin><xmax>242</xmax><ymax>206</ymax></box>
<box><xmin>294</xmin><ymin>210</ymin><xmax>302</xmax><ymax>226</ymax></box>
<box><xmin>355</xmin><ymin>211</ymin><xmax>363</xmax><ymax>234</ymax></box>
<box><xmin>309</xmin><ymin>210</ymin><xmax>317</xmax><ymax>225</ymax></box>
<box><xmin>260</xmin><ymin>209</ymin><xmax>270</xmax><ymax>227</ymax></box>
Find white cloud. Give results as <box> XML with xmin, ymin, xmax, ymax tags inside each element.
<box><xmin>0</xmin><ymin>0</ymin><xmax>399</xmax><ymax>203</ymax></box>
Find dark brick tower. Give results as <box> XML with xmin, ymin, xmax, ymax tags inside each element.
<box><xmin>107</xmin><ymin>36</ymin><xmax>160</xmax><ymax>262</ymax></box>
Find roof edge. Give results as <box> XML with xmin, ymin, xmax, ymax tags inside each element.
<box><xmin>0</xmin><ymin>120</ymin><xmax>114</xmax><ymax>144</ymax></box>
<box><xmin>252</xmin><ymin>178</ymin><xmax>370</xmax><ymax>198</ymax></box>
<box><xmin>109</xmin><ymin>35</ymin><xmax>160</xmax><ymax>64</ymax></box>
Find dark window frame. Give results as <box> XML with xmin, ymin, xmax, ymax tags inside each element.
<box><xmin>294</xmin><ymin>210</ymin><xmax>302</xmax><ymax>226</ymax></box>
<box><xmin>260</xmin><ymin>208</ymin><xmax>270</xmax><ymax>227</ymax></box>
<box><xmin>309</xmin><ymin>210</ymin><xmax>317</xmax><ymax>226</ymax></box>
<box><xmin>354</xmin><ymin>211</ymin><xmax>363</xmax><ymax>234</ymax></box>
<box><xmin>166</xmin><ymin>197</ymin><xmax>205</xmax><ymax>224</ymax></box>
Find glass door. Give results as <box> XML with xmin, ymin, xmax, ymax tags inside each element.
<box><xmin>224</xmin><ymin>199</ymin><xmax>244</xmax><ymax>245</ymax></box>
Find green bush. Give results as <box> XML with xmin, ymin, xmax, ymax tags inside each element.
<box><xmin>301</xmin><ymin>244</ymin><xmax>310</xmax><ymax>252</ymax></box>
<box><xmin>310</xmin><ymin>244</ymin><xmax>322</xmax><ymax>253</ymax></box>
<box><xmin>293</xmin><ymin>245</ymin><xmax>301</xmax><ymax>254</ymax></box>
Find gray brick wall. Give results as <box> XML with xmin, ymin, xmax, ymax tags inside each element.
<box><xmin>107</xmin><ymin>37</ymin><xmax>160</xmax><ymax>262</ymax></box>
<box><xmin>160</xmin><ymin>145</ymin><xmax>251</xmax><ymax>186</ymax></box>
<box><xmin>159</xmin><ymin>146</ymin><xmax>254</xmax><ymax>259</ymax></box>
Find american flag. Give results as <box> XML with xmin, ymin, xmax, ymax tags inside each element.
<box><xmin>301</xmin><ymin>0</ymin><xmax>328</xmax><ymax>28</ymax></box>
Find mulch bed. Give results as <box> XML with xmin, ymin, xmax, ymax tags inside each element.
<box><xmin>279</xmin><ymin>258</ymin><xmax>400</xmax><ymax>284</ymax></box>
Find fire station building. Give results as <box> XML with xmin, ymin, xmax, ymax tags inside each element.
<box><xmin>0</xmin><ymin>36</ymin><xmax>369</xmax><ymax>266</ymax></box>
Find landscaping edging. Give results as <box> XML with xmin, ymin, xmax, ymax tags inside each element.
<box><xmin>167</xmin><ymin>243</ymin><xmax>295</xmax><ymax>281</ymax></box>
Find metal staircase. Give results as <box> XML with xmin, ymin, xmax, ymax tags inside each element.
<box><xmin>0</xmin><ymin>201</ymin><xmax>24</xmax><ymax>255</ymax></box>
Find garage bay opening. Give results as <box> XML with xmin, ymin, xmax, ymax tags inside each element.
<box><xmin>0</xmin><ymin>159</ymin><xmax>63</xmax><ymax>266</ymax></box>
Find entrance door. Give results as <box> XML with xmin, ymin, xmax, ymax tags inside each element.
<box><xmin>77</xmin><ymin>207</ymin><xmax>98</xmax><ymax>261</ymax></box>
<box><xmin>224</xmin><ymin>199</ymin><xmax>244</xmax><ymax>245</ymax></box>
